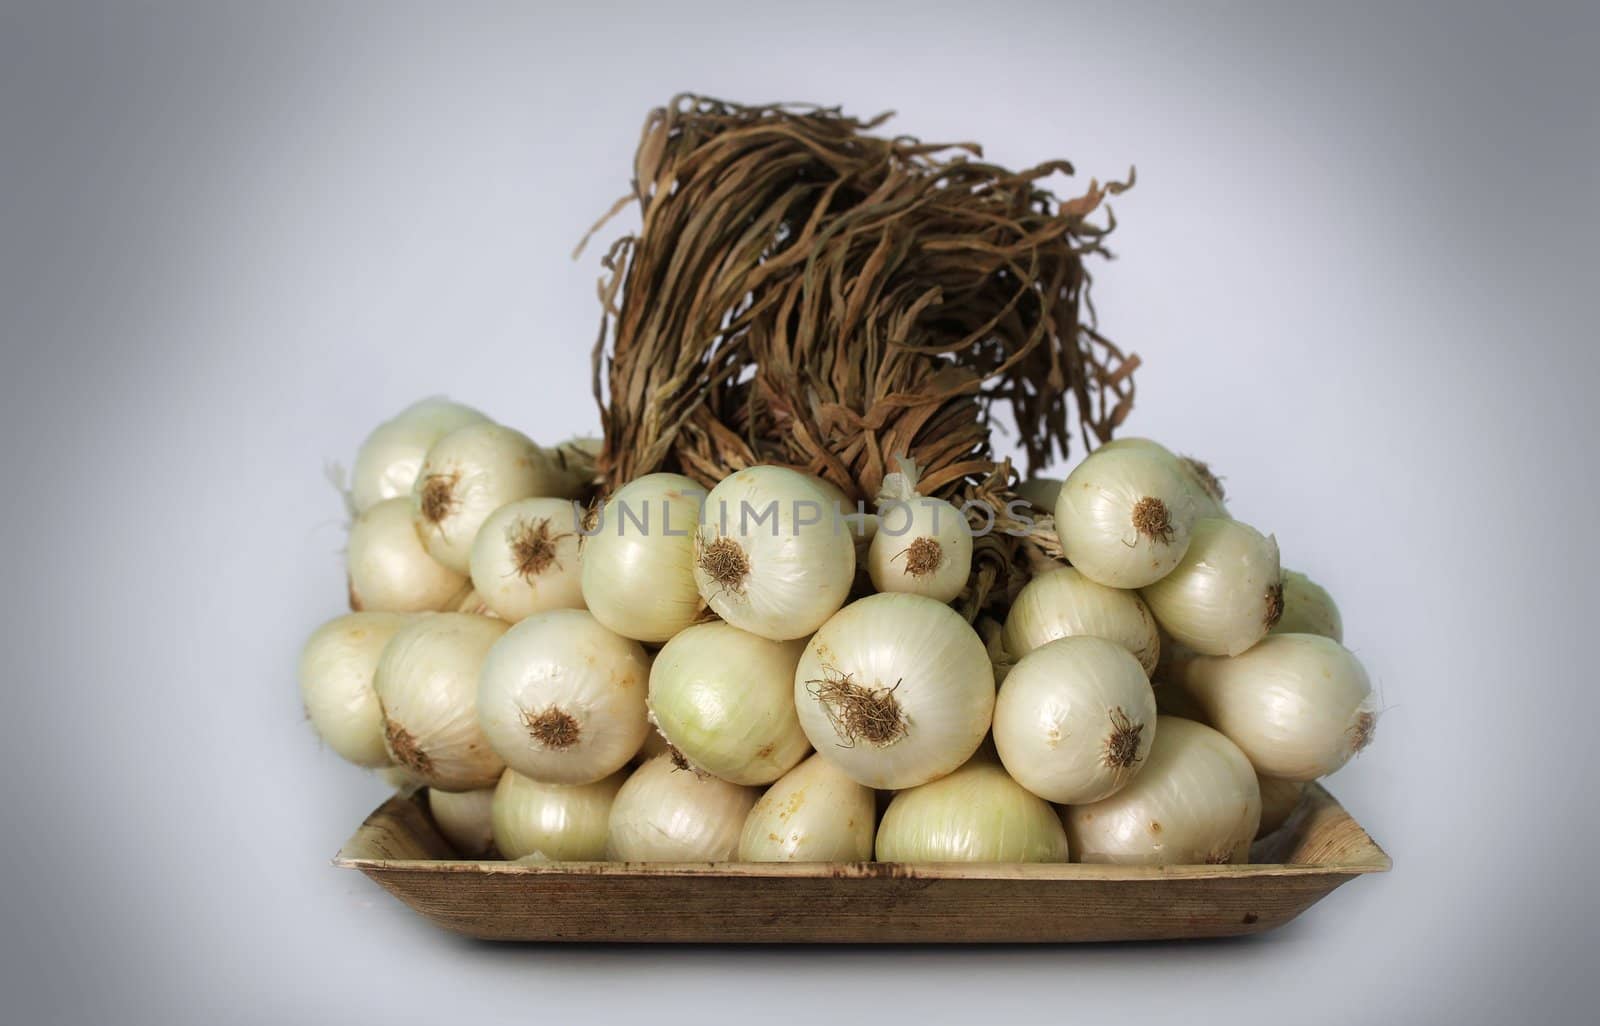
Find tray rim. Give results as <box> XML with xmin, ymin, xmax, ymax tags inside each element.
<box><xmin>334</xmin><ymin>782</ymin><xmax>1391</xmax><ymax>881</ymax></box>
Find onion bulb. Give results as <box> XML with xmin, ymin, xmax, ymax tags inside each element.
<box><xmin>694</xmin><ymin>466</ymin><xmax>855</xmax><ymax>640</ymax></box>
<box><xmin>1257</xmin><ymin>775</ymin><xmax>1306</xmax><ymax>837</ymax></box>
<box><xmin>349</xmin><ymin>397</ymin><xmax>489</xmax><ymax>513</ymax></box>
<box><xmin>374</xmin><ymin>613</ymin><xmax>508</xmax><ymax>791</ymax></box>
<box><xmin>581</xmin><ymin>473</ymin><xmax>705</xmax><ymax>643</ymax></box>
<box><xmin>1141</xmin><ymin>517</ymin><xmax>1283</xmax><ymax>656</ymax></box>
<box><xmin>546</xmin><ymin>435</ymin><xmax>602</xmax><ymax>497</ymax></box>
<box><xmin>737</xmin><ymin>753</ymin><xmax>876</xmax><ymax>862</ymax></box>
<box><xmin>1001</xmin><ymin>566</ymin><xmax>1161</xmax><ymax>675</ymax></box>
<box><xmin>412</xmin><ymin>422</ymin><xmax>573</xmax><ymax>574</ymax></box>
<box><xmin>607</xmin><ymin>753</ymin><xmax>758</xmax><ymax>861</ymax></box>
<box><xmin>491</xmin><ymin>767</ymin><xmax>624</xmax><ymax>861</ymax></box>
<box><xmin>468</xmin><ymin>497</ymin><xmax>585</xmax><ymax>622</ymax></box>
<box><xmin>1064</xmin><ymin>715</ymin><xmax>1261</xmax><ymax>865</ymax></box>
<box><xmin>1054</xmin><ymin>445</ymin><xmax>1198</xmax><ymax>588</ymax></box>
<box><xmin>347</xmin><ymin>497</ymin><xmax>471</xmax><ymax>613</ymax></box>
<box><xmin>1270</xmin><ymin>569</ymin><xmax>1344</xmax><ymax>642</ymax></box>
<box><xmin>478</xmin><ymin>609</ymin><xmax>650</xmax><ymax>784</ymax></box>
<box><xmin>794</xmin><ymin>593</ymin><xmax>994</xmax><ymax>789</ymax></box>
<box><xmin>867</xmin><ymin>458</ymin><xmax>972</xmax><ymax>604</ymax></box>
<box><xmin>426</xmin><ymin>786</ymin><xmax>496</xmax><ymax>857</ymax></box>
<box><xmin>1097</xmin><ymin>437</ymin><xmax>1229</xmax><ymax>520</ymax></box>
<box><xmin>876</xmin><ymin>758</ymin><xmax>1069</xmax><ymax>863</ymax></box>
<box><xmin>1172</xmin><ymin>633</ymin><xmax>1376</xmax><ymax>781</ymax></box>
<box><xmin>993</xmin><ymin>637</ymin><xmax>1158</xmax><ymax>805</ymax></box>
<box><xmin>648</xmin><ymin>622</ymin><xmax>809</xmax><ymax>785</ymax></box>
<box><xmin>298</xmin><ymin>612</ymin><xmax>412</xmax><ymax>767</ymax></box>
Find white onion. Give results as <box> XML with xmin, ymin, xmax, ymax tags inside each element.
<box><xmin>1141</xmin><ymin>516</ymin><xmax>1283</xmax><ymax>656</ymax></box>
<box><xmin>648</xmin><ymin>622</ymin><xmax>809</xmax><ymax>785</ymax></box>
<box><xmin>1014</xmin><ymin>477</ymin><xmax>1062</xmax><ymax>513</ymax></box>
<box><xmin>1001</xmin><ymin>566</ymin><xmax>1161</xmax><ymax>674</ymax></box>
<box><xmin>581</xmin><ymin>473</ymin><xmax>705</xmax><ymax>643</ymax></box>
<box><xmin>876</xmin><ymin>758</ymin><xmax>1069</xmax><ymax>863</ymax></box>
<box><xmin>545</xmin><ymin>435</ymin><xmax>602</xmax><ymax>497</ymax></box>
<box><xmin>491</xmin><ymin>767</ymin><xmax>624</xmax><ymax>861</ymax></box>
<box><xmin>468</xmin><ymin>497</ymin><xmax>585</xmax><ymax>622</ymax></box>
<box><xmin>298</xmin><ymin>612</ymin><xmax>412</xmax><ymax>767</ymax></box>
<box><xmin>346</xmin><ymin>497</ymin><xmax>471</xmax><ymax>613</ymax></box>
<box><xmin>993</xmin><ymin>636</ymin><xmax>1158</xmax><ymax>805</ymax></box>
<box><xmin>694</xmin><ymin>466</ymin><xmax>855</xmax><ymax>640</ymax></box>
<box><xmin>1172</xmin><ymin>633</ymin><xmax>1376</xmax><ymax>781</ymax></box>
<box><xmin>1064</xmin><ymin>715</ymin><xmax>1261</xmax><ymax>865</ymax></box>
<box><xmin>867</xmin><ymin>459</ymin><xmax>972</xmax><ymax>603</ymax></box>
<box><xmin>412</xmin><ymin>422</ymin><xmax>572</xmax><ymax>574</ymax></box>
<box><xmin>1055</xmin><ymin>445</ymin><xmax>1198</xmax><ymax>588</ymax></box>
<box><xmin>374</xmin><ymin>613</ymin><xmax>508</xmax><ymax>791</ymax></box>
<box><xmin>737</xmin><ymin>753</ymin><xmax>876</xmax><ymax>862</ymax></box>
<box><xmin>607</xmin><ymin>753</ymin><xmax>758</xmax><ymax>861</ymax></box>
<box><xmin>1257</xmin><ymin>775</ymin><xmax>1306</xmax><ymax>837</ymax></box>
<box><xmin>426</xmin><ymin>786</ymin><xmax>496</xmax><ymax>857</ymax></box>
<box><xmin>1270</xmin><ymin>569</ymin><xmax>1344</xmax><ymax>642</ymax></box>
<box><xmin>349</xmin><ymin>397</ymin><xmax>490</xmax><ymax>513</ymax></box>
<box><xmin>794</xmin><ymin>593</ymin><xmax>995</xmax><ymax>789</ymax></box>
<box><xmin>478</xmin><ymin>609</ymin><xmax>650</xmax><ymax>784</ymax></box>
<box><xmin>1097</xmin><ymin>437</ymin><xmax>1229</xmax><ymax>519</ymax></box>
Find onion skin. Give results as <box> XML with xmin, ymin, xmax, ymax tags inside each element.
<box><xmin>350</xmin><ymin>398</ymin><xmax>490</xmax><ymax>513</ymax></box>
<box><xmin>1055</xmin><ymin>445</ymin><xmax>1198</xmax><ymax>589</ymax></box>
<box><xmin>426</xmin><ymin>787</ymin><xmax>496</xmax><ymax>857</ymax></box>
<box><xmin>1172</xmin><ymin>633</ymin><xmax>1375</xmax><ymax>781</ymax></box>
<box><xmin>1141</xmin><ymin>516</ymin><xmax>1283</xmax><ymax>657</ymax></box>
<box><xmin>468</xmin><ymin>497</ymin><xmax>586</xmax><ymax>622</ymax></box>
<box><xmin>492</xmin><ymin>767</ymin><xmax>624</xmax><ymax>861</ymax></box>
<box><xmin>993</xmin><ymin>636</ymin><xmax>1158</xmax><ymax>805</ymax></box>
<box><xmin>738</xmin><ymin>753</ymin><xmax>876</xmax><ymax>862</ymax></box>
<box><xmin>347</xmin><ymin>498</ymin><xmax>471</xmax><ymax>613</ymax></box>
<box><xmin>412</xmin><ymin>422</ymin><xmax>566</xmax><ymax>574</ymax></box>
<box><xmin>581</xmin><ymin>473</ymin><xmax>705</xmax><ymax>643</ymax></box>
<box><xmin>1002</xmin><ymin>566</ymin><xmax>1161</xmax><ymax>675</ymax></box>
<box><xmin>1270</xmin><ymin>570</ymin><xmax>1344</xmax><ymax>642</ymax></box>
<box><xmin>876</xmin><ymin>759</ymin><xmax>1069</xmax><ymax>863</ymax></box>
<box><xmin>299</xmin><ymin>612</ymin><xmax>412</xmax><ymax>767</ymax></box>
<box><xmin>1064</xmin><ymin>716</ymin><xmax>1261</xmax><ymax>865</ymax></box>
<box><xmin>373</xmin><ymin>613</ymin><xmax>509</xmax><ymax>792</ymax></box>
<box><xmin>867</xmin><ymin>496</ymin><xmax>971</xmax><ymax>603</ymax></box>
<box><xmin>606</xmin><ymin>753</ymin><xmax>758</xmax><ymax>862</ymax></box>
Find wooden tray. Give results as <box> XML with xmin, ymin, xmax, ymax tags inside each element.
<box><xmin>335</xmin><ymin>784</ymin><xmax>1388</xmax><ymax>943</ymax></box>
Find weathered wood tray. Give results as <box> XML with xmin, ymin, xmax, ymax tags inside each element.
<box><xmin>335</xmin><ymin>784</ymin><xmax>1387</xmax><ymax>943</ymax></box>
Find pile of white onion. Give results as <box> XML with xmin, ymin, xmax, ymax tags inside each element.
<box><xmin>299</xmin><ymin>402</ymin><xmax>1376</xmax><ymax>867</ymax></box>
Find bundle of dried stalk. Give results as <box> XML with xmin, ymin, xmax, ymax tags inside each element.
<box><xmin>585</xmin><ymin>95</ymin><xmax>1136</xmax><ymax>614</ymax></box>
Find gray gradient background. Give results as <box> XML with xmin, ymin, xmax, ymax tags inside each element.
<box><xmin>2</xmin><ymin>1</ymin><xmax>1595</xmax><ymax>1023</ymax></box>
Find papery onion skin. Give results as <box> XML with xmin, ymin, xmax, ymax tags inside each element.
<box><xmin>867</xmin><ymin>497</ymin><xmax>972</xmax><ymax>604</ymax></box>
<box><xmin>347</xmin><ymin>498</ymin><xmax>471</xmax><ymax>613</ymax></box>
<box><xmin>993</xmin><ymin>636</ymin><xmax>1158</xmax><ymax>805</ymax></box>
<box><xmin>648</xmin><ymin>622</ymin><xmax>809</xmax><ymax>786</ymax></box>
<box><xmin>1270</xmin><ymin>569</ymin><xmax>1344</xmax><ymax>642</ymax></box>
<box><xmin>1064</xmin><ymin>715</ymin><xmax>1261</xmax><ymax>865</ymax></box>
<box><xmin>350</xmin><ymin>398</ymin><xmax>490</xmax><ymax>513</ymax></box>
<box><xmin>1141</xmin><ymin>516</ymin><xmax>1283</xmax><ymax>657</ymax></box>
<box><xmin>491</xmin><ymin>767</ymin><xmax>624</xmax><ymax>861</ymax></box>
<box><xmin>794</xmin><ymin>593</ymin><xmax>995</xmax><ymax>790</ymax></box>
<box><xmin>1096</xmin><ymin>437</ymin><xmax>1229</xmax><ymax>520</ymax></box>
<box><xmin>1256</xmin><ymin>775</ymin><xmax>1306</xmax><ymax>837</ymax></box>
<box><xmin>581</xmin><ymin>473</ymin><xmax>706</xmax><ymax>643</ymax></box>
<box><xmin>1055</xmin><ymin>445</ymin><xmax>1198</xmax><ymax>588</ymax></box>
<box><xmin>876</xmin><ymin>758</ymin><xmax>1069</xmax><ymax>863</ymax></box>
<box><xmin>694</xmin><ymin>466</ymin><xmax>855</xmax><ymax>640</ymax></box>
<box><xmin>1172</xmin><ymin>633</ymin><xmax>1375</xmax><ymax>781</ymax></box>
<box><xmin>468</xmin><ymin>497</ymin><xmax>585</xmax><ymax>622</ymax></box>
<box><xmin>478</xmin><ymin>609</ymin><xmax>650</xmax><ymax>785</ymax></box>
<box><xmin>373</xmin><ymin>613</ymin><xmax>509</xmax><ymax>791</ymax></box>
<box><xmin>299</xmin><ymin>612</ymin><xmax>412</xmax><ymax>767</ymax></box>
<box><xmin>412</xmin><ymin>422</ymin><xmax>567</xmax><ymax>574</ymax></box>
<box><xmin>606</xmin><ymin>753</ymin><xmax>758</xmax><ymax>861</ymax></box>
<box><xmin>738</xmin><ymin>753</ymin><xmax>876</xmax><ymax>862</ymax></box>
<box><xmin>426</xmin><ymin>786</ymin><xmax>497</xmax><ymax>857</ymax></box>
<box><xmin>1001</xmin><ymin>566</ymin><xmax>1161</xmax><ymax>675</ymax></box>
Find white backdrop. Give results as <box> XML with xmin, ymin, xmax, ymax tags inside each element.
<box><xmin>2</xmin><ymin>2</ymin><xmax>1595</xmax><ymax>1023</ymax></box>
